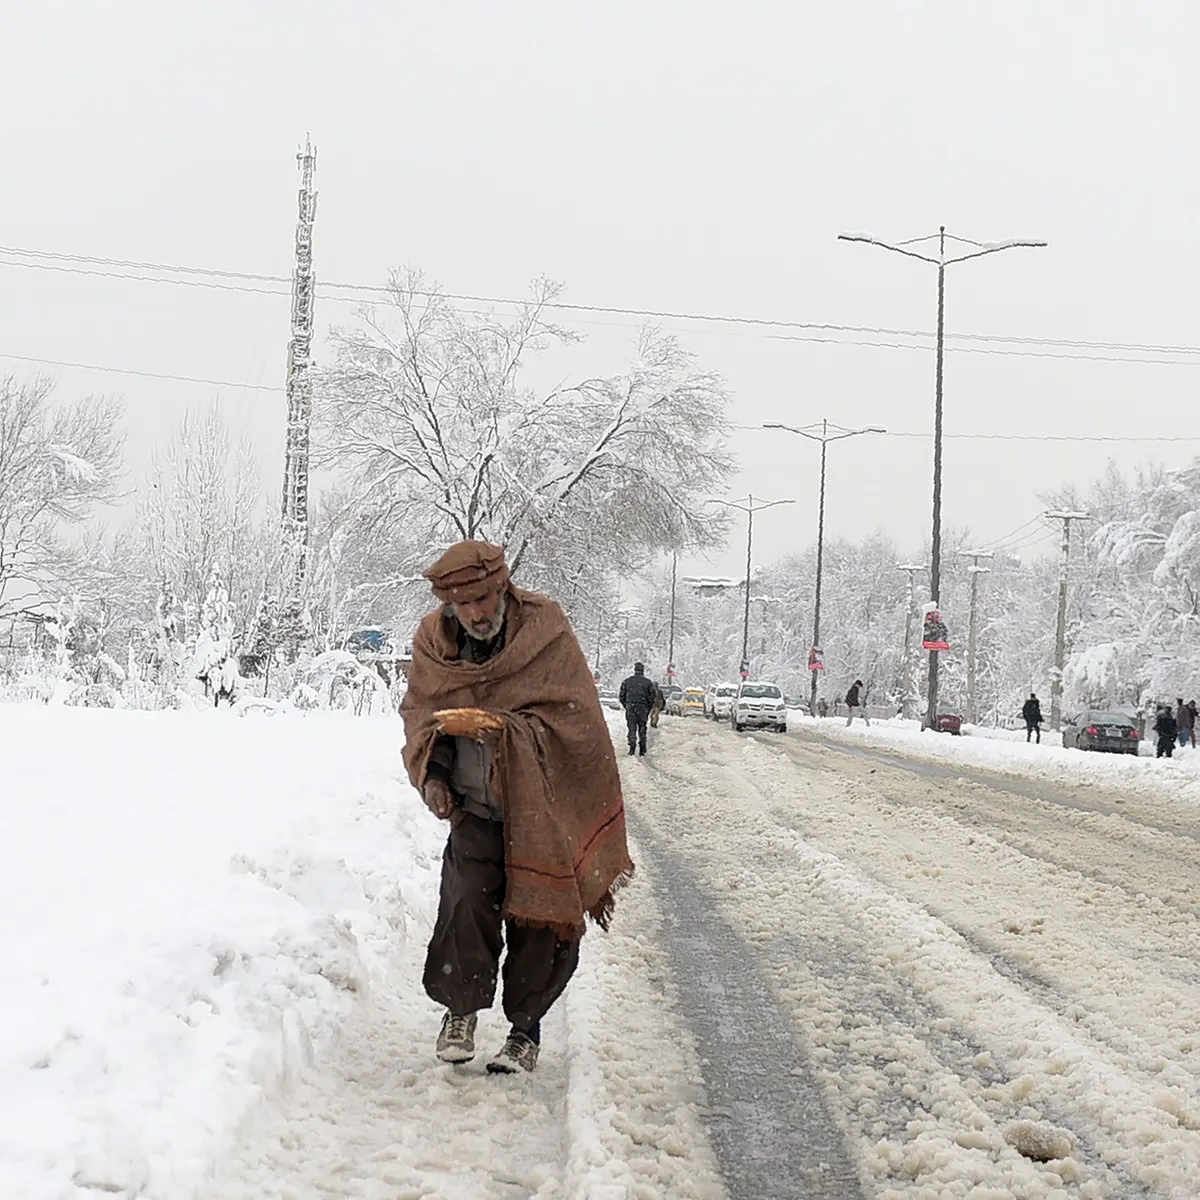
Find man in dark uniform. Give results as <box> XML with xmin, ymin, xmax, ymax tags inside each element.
<box><xmin>1155</xmin><ymin>705</ymin><xmax>1178</xmax><ymax>758</ymax></box>
<box><xmin>1021</xmin><ymin>693</ymin><xmax>1043</xmax><ymax>744</ymax></box>
<box><xmin>619</xmin><ymin>662</ymin><xmax>657</xmax><ymax>756</ymax></box>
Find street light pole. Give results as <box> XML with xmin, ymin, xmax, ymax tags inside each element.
<box><xmin>743</xmin><ymin>505</ymin><xmax>753</xmax><ymax>669</ymax></box>
<box><xmin>896</xmin><ymin>562</ymin><xmax>926</xmax><ymax>720</ymax></box>
<box><xmin>709</xmin><ymin>494</ymin><xmax>795</xmax><ymax>679</ymax></box>
<box><xmin>839</xmin><ymin>227</ymin><xmax>1046</xmax><ymax>728</ymax></box>
<box><xmin>667</xmin><ymin>552</ymin><xmax>677</xmax><ymax>682</ymax></box>
<box><xmin>764</xmin><ymin>420</ymin><xmax>885</xmax><ymax>713</ymax></box>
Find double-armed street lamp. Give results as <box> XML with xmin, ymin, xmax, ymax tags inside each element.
<box><xmin>708</xmin><ymin>494</ymin><xmax>795</xmax><ymax>678</ymax></box>
<box><xmin>765</xmin><ymin>419</ymin><xmax>885</xmax><ymax>714</ymax></box>
<box><xmin>838</xmin><ymin>227</ymin><xmax>1046</xmax><ymax>727</ymax></box>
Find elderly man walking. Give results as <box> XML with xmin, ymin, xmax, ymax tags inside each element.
<box><xmin>401</xmin><ymin>540</ymin><xmax>634</xmax><ymax>1074</ymax></box>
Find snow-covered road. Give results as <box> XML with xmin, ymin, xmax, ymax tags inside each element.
<box><xmin>625</xmin><ymin>718</ymin><xmax>1200</xmax><ymax>1197</ymax></box>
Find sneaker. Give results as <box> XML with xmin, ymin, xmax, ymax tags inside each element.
<box><xmin>628</xmin><ymin>745</ymin><xmax>636</xmax><ymax>756</ymax></box>
<box><xmin>486</xmin><ymin>1031</ymin><xmax>540</xmax><ymax>1074</ymax></box>
<box><xmin>436</xmin><ymin>1011</ymin><xmax>478</xmax><ymax>1064</ymax></box>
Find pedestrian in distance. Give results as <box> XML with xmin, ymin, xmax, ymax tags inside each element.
<box><xmin>1022</xmin><ymin>692</ymin><xmax>1043</xmax><ymax>744</ymax></box>
<box><xmin>619</xmin><ymin>662</ymin><xmax>658</xmax><ymax>756</ymax></box>
<box><xmin>1176</xmin><ymin>697</ymin><xmax>1193</xmax><ymax>749</ymax></box>
<box><xmin>1189</xmin><ymin>700</ymin><xmax>1198</xmax><ymax>748</ymax></box>
<box><xmin>648</xmin><ymin>680</ymin><xmax>666</xmax><ymax>728</ymax></box>
<box><xmin>1155</xmin><ymin>705</ymin><xmax>1178</xmax><ymax>758</ymax></box>
<box><xmin>845</xmin><ymin>679</ymin><xmax>870</xmax><ymax>726</ymax></box>
<box><xmin>401</xmin><ymin>540</ymin><xmax>634</xmax><ymax>1074</ymax></box>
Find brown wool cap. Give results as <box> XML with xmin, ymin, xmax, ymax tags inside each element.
<box><xmin>423</xmin><ymin>539</ymin><xmax>511</xmax><ymax>603</ymax></box>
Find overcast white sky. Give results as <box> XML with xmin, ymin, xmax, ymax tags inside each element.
<box><xmin>2</xmin><ymin>1</ymin><xmax>1198</xmax><ymax>578</ymax></box>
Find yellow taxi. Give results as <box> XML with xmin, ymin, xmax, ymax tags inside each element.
<box><xmin>681</xmin><ymin>687</ymin><xmax>706</xmax><ymax>716</ymax></box>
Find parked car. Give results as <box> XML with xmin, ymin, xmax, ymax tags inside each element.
<box><xmin>597</xmin><ymin>689</ymin><xmax>622</xmax><ymax>711</ymax></box>
<box><xmin>933</xmin><ymin>712</ymin><xmax>963</xmax><ymax>735</ymax></box>
<box><xmin>1062</xmin><ymin>710</ymin><xmax>1140</xmax><ymax>754</ymax></box>
<box><xmin>704</xmin><ymin>682</ymin><xmax>738</xmax><ymax>721</ymax></box>
<box><xmin>680</xmin><ymin>687</ymin><xmax>706</xmax><ymax>716</ymax></box>
<box><xmin>731</xmin><ymin>681</ymin><xmax>787</xmax><ymax>732</ymax></box>
<box><xmin>664</xmin><ymin>685</ymin><xmax>685</xmax><ymax>716</ymax></box>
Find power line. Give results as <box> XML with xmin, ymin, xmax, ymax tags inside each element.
<box><xmin>977</xmin><ymin>515</ymin><xmax>1045</xmax><ymax>553</ymax></box>
<box><xmin>5</xmin><ymin>345</ymin><xmax>1198</xmax><ymax>446</ymax></box>
<box><xmin>3</xmin><ymin>244</ymin><xmax>1200</xmax><ymax>364</ymax></box>
<box><xmin>0</xmin><ymin>351</ymin><xmax>281</xmax><ymax>391</ymax></box>
<box><xmin>737</xmin><ymin>422</ymin><xmax>1200</xmax><ymax>444</ymax></box>
<box><xmin>765</xmin><ymin>331</ymin><xmax>1200</xmax><ymax>367</ymax></box>
<box><xmin>881</xmin><ymin>431</ymin><xmax>1200</xmax><ymax>442</ymax></box>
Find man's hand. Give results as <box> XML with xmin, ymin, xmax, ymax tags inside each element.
<box><xmin>475</xmin><ymin>722</ymin><xmax>504</xmax><ymax>750</ymax></box>
<box><xmin>422</xmin><ymin>778</ymin><xmax>455</xmax><ymax>820</ymax></box>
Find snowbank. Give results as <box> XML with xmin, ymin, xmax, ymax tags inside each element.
<box><xmin>0</xmin><ymin>705</ymin><xmax>441</xmax><ymax>1200</ymax></box>
<box><xmin>795</xmin><ymin>711</ymin><xmax>1200</xmax><ymax>806</ymax></box>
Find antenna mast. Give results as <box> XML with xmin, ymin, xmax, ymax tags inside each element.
<box><xmin>281</xmin><ymin>134</ymin><xmax>317</xmax><ymax>610</ymax></box>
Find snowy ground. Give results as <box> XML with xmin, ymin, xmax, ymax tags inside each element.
<box><xmin>12</xmin><ymin>702</ymin><xmax>1200</xmax><ymax>1198</ymax></box>
<box><xmin>797</xmin><ymin>711</ymin><xmax>1200</xmax><ymax>808</ymax></box>
<box><xmin>2</xmin><ymin>705</ymin><xmax>721</xmax><ymax>1200</ymax></box>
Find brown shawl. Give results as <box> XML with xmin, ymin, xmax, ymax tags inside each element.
<box><xmin>401</xmin><ymin>585</ymin><xmax>633</xmax><ymax>939</ymax></box>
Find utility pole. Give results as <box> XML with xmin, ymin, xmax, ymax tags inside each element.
<box><xmin>708</xmin><ymin>494</ymin><xmax>795</xmax><ymax>679</ymax></box>
<box><xmin>281</xmin><ymin>135</ymin><xmax>318</xmax><ymax>634</ymax></box>
<box><xmin>839</xmin><ymin>227</ymin><xmax>1046</xmax><ymax>727</ymax></box>
<box><xmin>667</xmin><ymin>552</ymin><xmax>677</xmax><ymax>684</ymax></box>
<box><xmin>896</xmin><ymin>563</ymin><xmax>926</xmax><ymax>720</ymax></box>
<box><xmin>763</xmin><ymin>420</ymin><xmax>885</xmax><ymax>713</ymax></box>
<box><xmin>958</xmin><ymin>550</ymin><xmax>994</xmax><ymax>725</ymax></box>
<box><xmin>1046</xmin><ymin>510</ymin><xmax>1089</xmax><ymax>731</ymax></box>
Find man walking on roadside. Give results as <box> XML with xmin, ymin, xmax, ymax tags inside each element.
<box><xmin>619</xmin><ymin>661</ymin><xmax>658</xmax><ymax>756</ymax></box>
<box><xmin>845</xmin><ymin>679</ymin><xmax>870</xmax><ymax>727</ymax></box>
<box><xmin>1155</xmin><ymin>704</ymin><xmax>1178</xmax><ymax>758</ymax></box>
<box><xmin>401</xmin><ymin>540</ymin><xmax>634</xmax><ymax>1074</ymax></box>
<box><xmin>1022</xmin><ymin>692</ymin><xmax>1043</xmax><ymax>744</ymax></box>
<box><xmin>648</xmin><ymin>679</ymin><xmax>666</xmax><ymax>729</ymax></box>
<box><xmin>1176</xmin><ymin>698</ymin><xmax>1192</xmax><ymax>750</ymax></box>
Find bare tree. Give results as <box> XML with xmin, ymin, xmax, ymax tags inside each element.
<box><xmin>0</xmin><ymin>375</ymin><xmax>124</xmax><ymax>620</ymax></box>
<box><xmin>313</xmin><ymin>271</ymin><xmax>735</xmax><ymax>598</ymax></box>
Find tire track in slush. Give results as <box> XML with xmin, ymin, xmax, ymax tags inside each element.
<box><xmin>785</xmin><ymin>727</ymin><xmax>1200</xmax><ymax>847</ymax></box>
<box><xmin>765</xmin><ymin>728</ymin><xmax>1200</xmax><ymax>928</ymax></box>
<box><xmin>626</xmin><ymin>807</ymin><xmax>866</xmax><ymax>1200</ymax></box>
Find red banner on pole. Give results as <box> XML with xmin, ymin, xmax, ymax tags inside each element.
<box><xmin>808</xmin><ymin>646</ymin><xmax>825</xmax><ymax>672</ymax></box>
<box><xmin>922</xmin><ymin>609</ymin><xmax>950</xmax><ymax>652</ymax></box>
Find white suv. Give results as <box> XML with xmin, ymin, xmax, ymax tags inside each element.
<box><xmin>731</xmin><ymin>682</ymin><xmax>787</xmax><ymax>733</ymax></box>
<box><xmin>704</xmin><ymin>682</ymin><xmax>738</xmax><ymax>721</ymax></box>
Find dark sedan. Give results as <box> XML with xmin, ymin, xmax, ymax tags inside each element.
<box><xmin>1062</xmin><ymin>710</ymin><xmax>1140</xmax><ymax>754</ymax></box>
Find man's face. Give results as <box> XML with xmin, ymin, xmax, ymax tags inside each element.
<box><xmin>454</xmin><ymin>588</ymin><xmax>506</xmax><ymax>641</ymax></box>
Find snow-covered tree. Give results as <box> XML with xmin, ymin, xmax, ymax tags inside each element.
<box><xmin>313</xmin><ymin>271</ymin><xmax>735</xmax><ymax>609</ymax></box>
<box><xmin>0</xmin><ymin>375</ymin><xmax>123</xmax><ymax>619</ymax></box>
<box><xmin>132</xmin><ymin>401</ymin><xmax>267</xmax><ymax>641</ymax></box>
<box><xmin>191</xmin><ymin>570</ymin><xmax>242</xmax><ymax>705</ymax></box>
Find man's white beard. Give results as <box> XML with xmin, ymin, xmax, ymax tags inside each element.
<box><xmin>456</xmin><ymin>591</ymin><xmax>507</xmax><ymax>642</ymax></box>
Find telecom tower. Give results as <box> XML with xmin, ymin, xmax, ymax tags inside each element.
<box><xmin>281</xmin><ymin>135</ymin><xmax>317</xmax><ymax>604</ymax></box>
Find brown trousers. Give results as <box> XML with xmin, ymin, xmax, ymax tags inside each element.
<box><xmin>423</xmin><ymin>813</ymin><xmax>579</xmax><ymax>1031</ymax></box>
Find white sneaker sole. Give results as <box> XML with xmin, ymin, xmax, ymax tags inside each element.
<box><xmin>486</xmin><ymin>1048</ymin><xmax>538</xmax><ymax>1074</ymax></box>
